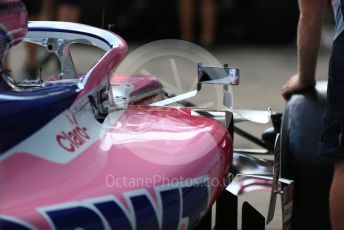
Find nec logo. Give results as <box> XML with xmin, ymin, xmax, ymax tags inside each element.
<box><xmin>56</xmin><ymin>114</ymin><xmax>90</xmax><ymax>152</ymax></box>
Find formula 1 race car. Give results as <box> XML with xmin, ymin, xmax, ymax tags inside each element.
<box><xmin>0</xmin><ymin>1</ymin><xmax>333</xmax><ymax>230</ymax></box>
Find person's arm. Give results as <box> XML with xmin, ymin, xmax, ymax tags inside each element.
<box><xmin>282</xmin><ymin>0</ymin><xmax>327</xmax><ymax>100</ymax></box>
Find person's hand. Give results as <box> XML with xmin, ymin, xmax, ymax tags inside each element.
<box><xmin>281</xmin><ymin>74</ymin><xmax>316</xmax><ymax>100</ymax></box>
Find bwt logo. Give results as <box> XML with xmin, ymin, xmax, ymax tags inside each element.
<box><xmin>0</xmin><ymin>177</ymin><xmax>211</xmax><ymax>230</ymax></box>
<box><xmin>42</xmin><ymin>178</ymin><xmax>210</xmax><ymax>230</ymax></box>
<box><xmin>56</xmin><ymin>114</ymin><xmax>90</xmax><ymax>152</ymax></box>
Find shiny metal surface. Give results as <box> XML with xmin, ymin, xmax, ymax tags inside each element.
<box><xmin>232</xmin><ymin>152</ymin><xmax>273</xmax><ymax>176</ymax></box>
<box><xmin>190</xmin><ymin>107</ymin><xmax>271</xmax><ymax>124</ymax></box>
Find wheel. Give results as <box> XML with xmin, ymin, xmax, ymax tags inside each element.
<box><xmin>280</xmin><ymin>81</ymin><xmax>334</xmax><ymax>229</ymax></box>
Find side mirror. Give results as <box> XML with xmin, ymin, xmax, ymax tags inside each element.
<box><xmin>198</xmin><ymin>63</ymin><xmax>240</xmax><ymax>86</ymax></box>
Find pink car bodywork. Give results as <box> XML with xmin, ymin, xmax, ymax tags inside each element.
<box><xmin>1</xmin><ymin>105</ymin><xmax>232</xmax><ymax>229</ymax></box>
<box><xmin>0</xmin><ymin>1</ymin><xmax>233</xmax><ymax>229</ymax></box>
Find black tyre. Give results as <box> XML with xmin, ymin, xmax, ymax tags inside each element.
<box><xmin>280</xmin><ymin>81</ymin><xmax>334</xmax><ymax>229</ymax></box>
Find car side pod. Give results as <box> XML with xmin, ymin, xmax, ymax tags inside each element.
<box><xmin>150</xmin><ymin>63</ymin><xmax>293</xmax><ymax>229</ymax></box>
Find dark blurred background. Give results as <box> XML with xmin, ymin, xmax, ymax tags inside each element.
<box><xmin>81</xmin><ymin>0</ymin><xmax>299</xmax><ymax>43</ymax></box>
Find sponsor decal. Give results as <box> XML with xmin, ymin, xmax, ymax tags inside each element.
<box><xmin>1</xmin><ymin>105</ymin><xmax>124</xmax><ymax>164</ymax></box>
<box><xmin>56</xmin><ymin>114</ymin><xmax>90</xmax><ymax>152</ymax></box>
<box><xmin>0</xmin><ymin>216</ymin><xmax>37</xmax><ymax>230</ymax></box>
<box><xmin>40</xmin><ymin>177</ymin><xmax>210</xmax><ymax>230</ymax></box>
<box><xmin>0</xmin><ymin>177</ymin><xmax>210</xmax><ymax>230</ymax></box>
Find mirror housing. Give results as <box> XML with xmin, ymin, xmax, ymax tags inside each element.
<box><xmin>197</xmin><ymin>63</ymin><xmax>240</xmax><ymax>87</ymax></box>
